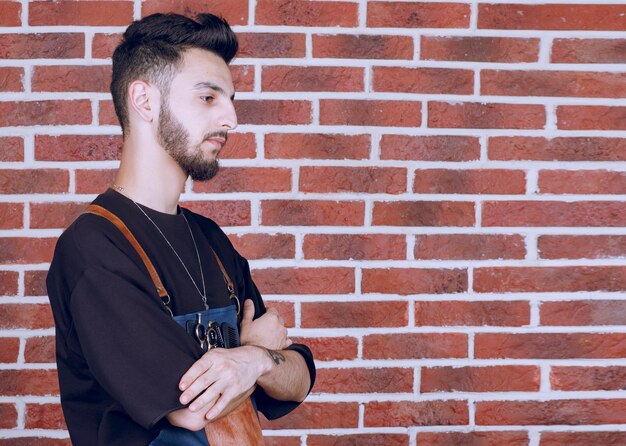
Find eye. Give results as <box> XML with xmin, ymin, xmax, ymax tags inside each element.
<box><xmin>200</xmin><ymin>96</ymin><xmax>214</xmax><ymax>103</ymax></box>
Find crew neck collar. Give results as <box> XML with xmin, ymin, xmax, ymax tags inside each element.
<box><xmin>107</xmin><ymin>187</ymin><xmax>183</xmax><ymax>219</ymax></box>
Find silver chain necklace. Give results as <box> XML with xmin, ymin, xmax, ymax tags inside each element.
<box><xmin>112</xmin><ymin>184</ymin><xmax>208</xmax><ymax>309</ymax></box>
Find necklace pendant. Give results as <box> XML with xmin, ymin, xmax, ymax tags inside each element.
<box><xmin>204</xmin><ymin>302</ymin><xmax>209</xmax><ymax>310</ymax></box>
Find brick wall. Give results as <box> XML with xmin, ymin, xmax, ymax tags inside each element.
<box><xmin>1</xmin><ymin>1</ymin><xmax>625</xmax><ymax>445</ymax></box>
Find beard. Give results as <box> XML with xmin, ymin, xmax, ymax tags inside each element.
<box><xmin>157</xmin><ymin>99</ymin><xmax>222</xmax><ymax>181</ymax></box>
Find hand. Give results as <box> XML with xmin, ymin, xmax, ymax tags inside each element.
<box><xmin>239</xmin><ymin>299</ymin><xmax>292</xmax><ymax>350</ymax></box>
<box><xmin>178</xmin><ymin>345</ymin><xmax>271</xmax><ymax>421</ymax></box>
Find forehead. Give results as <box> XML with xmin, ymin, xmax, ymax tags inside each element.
<box><xmin>171</xmin><ymin>47</ymin><xmax>234</xmax><ymax>94</ymax></box>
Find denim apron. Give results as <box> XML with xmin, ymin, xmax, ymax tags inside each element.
<box><xmin>150</xmin><ymin>304</ymin><xmax>239</xmax><ymax>446</ymax></box>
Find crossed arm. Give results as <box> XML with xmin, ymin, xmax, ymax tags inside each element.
<box><xmin>165</xmin><ymin>299</ymin><xmax>311</xmax><ymax>431</ymax></box>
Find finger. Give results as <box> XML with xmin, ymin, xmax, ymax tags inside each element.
<box><xmin>179</xmin><ymin>355</ymin><xmax>212</xmax><ymax>391</ymax></box>
<box><xmin>206</xmin><ymin>390</ymin><xmax>236</xmax><ymax>421</ymax></box>
<box><xmin>189</xmin><ymin>380</ymin><xmax>226</xmax><ymax>412</ymax></box>
<box><xmin>180</xmin><ymin>368</ymin><xmax>218</xmax><ymax>405</ymax></box>
<box><xmin>242</xmin><ymin>298</ymin><xmax>255</xmax><ymax>323</ymax></box>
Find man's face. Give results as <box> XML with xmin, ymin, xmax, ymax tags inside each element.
<box><xmin>157</xmin><ymin>48</ymin><xmax>237</xmax><ymax>181</ymax></box>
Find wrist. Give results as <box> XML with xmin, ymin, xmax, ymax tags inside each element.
<box><xmin>245</xmin><ymin>345</ymin><xmax>273</xmax><ymax>378</ymax></box>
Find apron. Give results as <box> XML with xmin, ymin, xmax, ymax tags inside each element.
<box><xmin>150</xmin><ymin>303</ymin><xmax>243</xmax><ymax>446</ymax></box>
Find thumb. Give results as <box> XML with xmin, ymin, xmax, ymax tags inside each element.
<box><xmin>242</xmin><ymin>298</ymin><xmax>255</xmax><ymax>323</ymax></box>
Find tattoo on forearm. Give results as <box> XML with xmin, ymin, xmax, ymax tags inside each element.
<box><xmin>266</xmin><ymin>349</ymin><xmax>286</xmax><ymax>365</ymax></box>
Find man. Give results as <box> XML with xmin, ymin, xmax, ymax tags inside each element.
<box><xmin>46</xmin><ymin>13</ymin><xmax>315</xmax><ymax>445</ymax></box>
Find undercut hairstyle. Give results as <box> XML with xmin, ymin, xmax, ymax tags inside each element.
<box><xmin>111</xmin><ymin>13</ymin><xmax>238</xmax><ymax>136</ymax></box>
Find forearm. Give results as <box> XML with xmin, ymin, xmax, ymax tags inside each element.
<box><xmin>254</xmin><ymin>348</ymin><xmax>310</xmax><ymax>402</ymax></box>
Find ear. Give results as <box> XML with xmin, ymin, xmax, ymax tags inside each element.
<box><xmin>128</xmin><ymin>80</ymin><xmax>158</xmax><ymax>123</ymax></box>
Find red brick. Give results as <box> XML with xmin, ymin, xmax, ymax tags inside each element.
<box><xmin>363</xmin><ymin>268</ymin><xmax>467</xmax><ymax>295</ymax></box>
<box><xmin>265</xmin><ymin>133</ymin><xmax>370</xmax><ymax>160</ymax></box>
<box><xmin>0</xmin><ymin>403</ymin><xmax>17</xmax><ymax>428</ymax></box>
<box><xmin>539</xmin><ymin>170</ymin><xmax>626</xmax><ymax>194</ymax></box>
<box><xmin>302</xmin><ymin>301</ymin><xmax>407</xmax><ymax>328</ymax></box>
<box><xmin>193</xmin><ymin>167</ymin><xmax>291</xmax><ymax>193</ymax></box>
<box><xmin>36</xmin><ymin>135</ymin><xmax>122</xmax><ymax>162</ymax></box>
<box><xmin>92</xmin><ymin>33</ymin><xmax>122</xmax><ymax>59</ymax></box>
<box><xmin>313</xmin><ymin>34</ymin><xmax>413</xmax><ymax>60</ymax></box>
<box><xmin>0</xmin><ymin>203</ymin><xmax>23</xmax><ymax>229</ymax></box>
<box><xmin>0</xmin><ymin>271</ymin><xmax>18</xmax><ymax>296</ymax></box>
<box><xmin>300</xmin><ymin>166</ymin><xmax>406</xmax><ymax>194</ymax></box>
<box><xmin>415</xmin><ymin>234</ymin><xmax>525</xmax><ymax>260</ymax></box>
<box><xmin>263</xmin><ymin>66</ymin><xmax>363</xmax><ymax>92</ymax></box>
<box><xmin>478</xmin><ymin>4</ymin><xmax>626</xmax><ymax>31</ymax></box>
<box><xmin>25</xmin><ymin>403</ymin><xmax>66</xmax><ymax>430</ymax></box>
<box><xmin>142</xmin><ymin>0</ymin><xmax>248</xmax><ymax>25</ymax></box>
<box><xmin>489</xmin><ymin>137</ymin><xmax>626</xmax><ymax>162</ymax></box>
<box><xmin>264</xmin><ymin>437</ymin><xmax>300</xmax><ymax>446</ymax></box>
<box><xmin>308</xmin><ymin>434</ymin><xmax>409</xmax><ymax>446</ymax></box>
<box><xmin>373</xmin><ymin>67</ymin><xmax>473</xmax><ymax>94</ymax></box>
<box><xmin>0</xmin><ymin>369</ymin><xmax>59</xmax><ymax>396</ymax></box>
<box><xmin>0</xmin><ymin>440</ymin><xmax>70</xmax><ymax>446</ymax></box>
<box><xmin>538</xmin><ymin>235</ymin><xmax>626</xmax><ymax>260</ymax></box>
<box><xmin>235</xmin><ymin>100</ymin><xmax>311</xmax><ymax>125</ymax></box>
<box><xmin>262</xmin><ymin>301</ymin><xmax>294</xmax><ymax>328</ymax></box>
<box><xmin>364</xmin><ymin>333</ymin><xmax>467</xmax><ymax>360</ymax></box>
<box><xmin>482</xmin><ymin>70</ymin><xmax>626</xmax><ymax>98</ymax></box>
<box><xmin>476</xmin><ymin>399</ymin><xmax>626</xmax><ymax>425</ymax></box>
<box><xmin>0</xmin><ymin>67</ymin><xmax>23</xmax><ymax>92</ymax></box>
<box><xmin>367</xmin><ymin>2</ymin><xmax>470</xmax><ymax>28</ymax></box>
<box><xmin>98</xmin><ymin>100</ymin><xmax>119</xmax><ymax>126</ymax></box>
<box><xmin>422</xmin><ymin>36</ymin><xmax>539</xmax><ymax>63</ymax></box>
<box><xmin>483</xmin><ymin>201</ymin><xmax>626</xmax><ymax>227</ymax></box>
<box><xmin>256</xmin><ymin>0</ymin><xmax>358</xmax><ymax>27</ymax></box>
<box><xmin>24</xmin><ymin>337</ymin><xmax>55</xmax><ymax>363</ymax></box>
<box><xmin>475</xmin><ymin>266</ymin><xmax>626</xmax><ymax>293</ymax></box>
<box><xmin>33</xmin><ymin>65</ymin><xmax>111</xmax><ymax>93</ymax></box>
<box><xmin>541</xmin><ymin>300</ymin><xmax>626</xmax><ymax>326</ymax></box>
<box><xmin>557</xmin><ymin>106</ymin><xmax>626</xmax><ymax>130</ymax></box>
<box><xmin>380</xmin><ymin>135</ymin><xmax>480</xmax><ymax>162</ymax></box>
<box><xmin>0</xmin><ymin>33</ymin><xmax>83</xmax><ymax>59</ymax></box>
<box><xmin>364</xmin><ymin>400</ymin><xmax>468</xmax><ymax>427</ymax></box>
<box><xmin>260</xmin><ymin>402</ymin><xmax>358</xmax><ymax>429</ymax></box>
<box><xmin>75</xmin><ymin>169</ymin><xmax>116</xmax><ymax>194</ymax></box>
<box><xmin>428</xmin><ymin>102</ymin><xmax>545</xmax><ymax>129</ymax></box>
<box><xmin>372</xmin><ymin>201</ymin><xmax>474</xmax><ymax>226</ymax></box>
<box><xmin>303</xmin><ymin>234</ymin><xmax>406</xmax><ymax>260</ymax></box>
<box><xmin>415</xmin><ymin>301</ymin><xmax>530</xmax><ymax>327</ymax></box>
<box><xmin>239</xmin><ymin>33</ymin><xmax>305</xmax><ymax>58</ymax></box>
<box><xmin>552</xmin><ymin>38</ymin><xmax>626</xmax><ymax>64</ymax></box>
<box><xmin>0</xmin><ymin>304</ymin><xmax>54</xmax><ymax>329</ymax></box>
<box><xmin>180</xmin><ymin>201</ymin><xmax>250</xmax><ymax>227</ymax></box>
<box><xmin>25</xmin><ymin>271</ymin><xmax>47</xmax><ymax>296</ymax></box>
<box><xmin>227</xmin><ymin>234</ymin><xmax>295</xmax><ymax>260</ymax></box>
<box><xmin>540</xmin><ymin>431</ymin><xmax>626</xmax><ymax>446</ymax></box>
<box><xmin>421</xmin><ymin>365</ymin><xmax>539</xmax><ymax>392</ymax></box>
<box><xmin>230</xmin><ymin>65</ymin><xmax>254</xmax><ymax>92</ymax></box>
<box><xmin>0</xmin><ymin>137</ymin><xmax>23</xmax><ymax>161</ymax></box>
<box><xmin>291</xmin><ymin>336</ymin><xmax>358</xmax><ymax>361</ymax></box>
<box><xmin>31</xmin><ymin>202</ymin><xmax>87</xmax><ymax>229</ymax></box>
<box><xmin>261</xmin><ymin>200</ymin><xmax>364</xmax><ymax>226</ymax></box>
<box><xmin>414</xmin><ymin>169</ymin><xmax>525</xmax><ymax>194</ymax></box>
<box><xmin>315</xmin><ymin>367</ymin><xmax>413</xmax><ymax>394</ymax></box>
<box><xmin>0</xmin><ymin>100</ymin><xmax>91</xmax><ymax>126</ymax></box>
<box><xmin>320</xmin><ymin>99</ymin><xmax>422</xmax><ymax>127</ymax></box>
<box><xmin>0</xmin><ymin>169</ymin><xmax>68</xmax><ymax>194</ymax></box>
<box><xmin>0</xmin><ymin>1</ymin><xmax>21</xmax><ymax>26</ymax></box>
<box><xmin>419</xmin><ymin>431</ymin><xmax>528</xmax><ymax>446</ymax></box>
<box><xmin>252</xmin><ymin>267</ymin><xmax>354</xmax><ymax>295</ymax></box>
<box><xmin>0</xmin><ymin>338</ymin><xmax>19</xmax><ymax>363</ymax></box>
<box><xmin>551</xmin><ymin>366</ymin><xmax>626</xmax><ymax>391</ymax></box>
<box><xmin>220</xmin><ymin>133</ymin><xmax>256</xmax><ymax>159</ymax></box>
<box><xmin>320</xmin><ymin>99</ymin><xmax>421</xmax><ymax>127</ymax></box>
<box><xmin>475</xmin><ymin>333</ymin><xmax>626</xmax><ymax>359</ymax></box>
<box><xmin>29</xmin><ymin>1</ymin><xmax>133</xmax><ymax>26</ymax></box>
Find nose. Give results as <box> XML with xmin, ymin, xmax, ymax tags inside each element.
<box><xmin>219</xmin><ymin>99</ymin><xmax>237</xmax><ymax>131</ymax></box>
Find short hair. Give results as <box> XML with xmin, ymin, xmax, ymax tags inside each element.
<box><xmin>111</xmin><ymin>13</ymin><xmax>238</xmax><ymax>136</ymax></box>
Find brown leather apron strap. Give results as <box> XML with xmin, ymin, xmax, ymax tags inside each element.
<box><xmin>83</xmin><ymin>204</ymin><xmax>173</xmax><ymax>316</ymax></box>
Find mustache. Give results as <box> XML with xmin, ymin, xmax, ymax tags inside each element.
<box><xmin>203</xmin><ymin>131</ymin><xmax>228</xmax><ymax>142</ymax></box>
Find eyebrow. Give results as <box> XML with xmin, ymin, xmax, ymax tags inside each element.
<box><xmin>192</xmin><ymin>81</ymin><xmax>235</xmax><ymax>100</ymax></box>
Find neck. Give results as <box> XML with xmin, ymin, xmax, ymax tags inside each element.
<box><xmin>113</xmin><ymin>135</ymin><xmax>187</xmax><ymax>215</ymax></box>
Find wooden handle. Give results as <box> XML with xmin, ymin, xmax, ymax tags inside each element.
<box><xmin>204</xmin><ymin>397</ymin><xmax>264</xmax><ymax>445</ymax></box>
